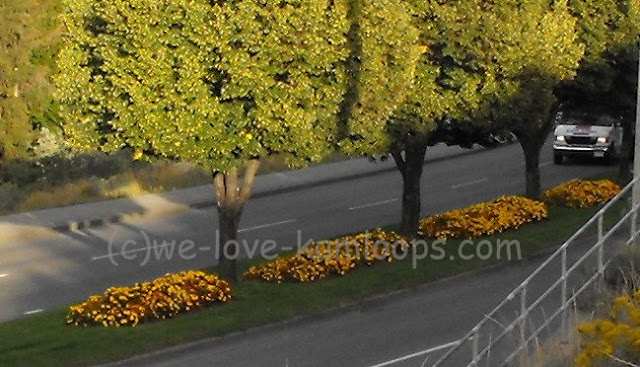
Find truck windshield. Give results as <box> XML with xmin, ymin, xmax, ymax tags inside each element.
<box><xmin>562</xmin><ymin>115</ymin><xmax>617</xmax><ymax>127</ymax></box>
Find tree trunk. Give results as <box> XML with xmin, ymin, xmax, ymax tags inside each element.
<box><xmin>213</xmin><ymin>159</ymin><xmax>260</xmax><ymax>283</ymax></box>
<box><xmin>391</xmin><ymin>140</ymin><xmax>428</xmax><ymax>238</ymax></box>
<box><xmin>519</xmin><ymin>136</ymin><xmax>544</xmax><ymax>199</ymax></box>
<box><xmin>217</xmin><ymin>206</ymin><xmax>241</xmax><ymax>283</ymax></box>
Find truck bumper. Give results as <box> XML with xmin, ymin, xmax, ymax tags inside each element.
<box><xmin>553</xmin><ymin>145</ymin><xmax>611</xmax><ymax>158</ymax></box>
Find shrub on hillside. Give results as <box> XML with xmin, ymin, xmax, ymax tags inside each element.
<box><xmin>19</xmin><ymin>179</ymin><xmax>98</xmax><ymax>211</ymax></box>
<box><xmin>0</xmin><ymin>151</ymin><xmax>134</xmax><ymax>188</ymax></box>
<box><xmin>134</xmin><ymin>163</ymin><xmax>209</xmax><ymax>191</ymax></box>
<box><xmin>575</xmin><ymin>291</ymin><xmax>640</xmax><ymax>366</ymax></box>
<box><xmin>100</xmin><ymin>173</ymin><xmax>145</xmax><ymax>199</ymax></box>
<box><xmin>604</xmin><ymin>245</ymin><xmax>640</xmax><ymax>290</ymax></box>
<box><xmin>0</xmin><ymin>183</ymin><xmax>23</xmax><ymax>212</ymax></box>
<box><xmin>67</xmin><ymin>271</ymin><xmax>232</xmax><ymax>327</ymax></box>
<box><xmin>32</xmin><ymin>127</ymin><xmax>67</xmax><ymax>159</ymax></box>
<box><xmin>419</xmin><ymin>196</ymin><xmax>548</xmax><ymax>239</ymax></box>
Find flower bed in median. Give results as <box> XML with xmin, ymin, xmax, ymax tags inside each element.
<box><xmin>542</xmin><ymin>179</ymin><xmax>620</xmax><ymax>209</ymax></box>
<box><xmin>67</xmin><ymin>271</ymin><xmax>232</xmax><ymax>327</ymax></box>
<box><xmin>245</xmin><ymin>229</ymin><xmax>411</xmax><ymax>283</ymax></box>
<box><xmin>419</xmin><ymin>196</ymin><xmax>548</xmax><ymax>239</ymax></box>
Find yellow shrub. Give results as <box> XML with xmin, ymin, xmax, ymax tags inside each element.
<box><xmin>67</xmin><ymin>271</ymin><xmax>231</xmax><ymax>327</ymax></box>
<box><xmin>19</xmin><ymin>175</ymin><xmax>145</xmax><ymax>211</ymax></box>
<box><xmin>101</xmin><ymin>173</ymin><xmax>145</xmax><ymax>199</ymax></box>
<box><xmin>575</xmin><ymin>291</ymin><xmax>640</xmax><ymax>367</ymax></box>
<box><xmin>134</xmin><ymin>163</ymin><xmax>209</xmax><ymax>191</ymax></box>
<box><xmin>542</xmin><ymin>179</ymin><xmax>620</xmax><ymax>209</ymax></box>
<box><xmin>245</xmin><ymin>229</ymin><xmax>411</xmax><ymax>283</ymax></box>
<box><xmin>419</xmin><ymin>196</ymin><xmax>548</xmax><ymax>239</ymax></box>
<box><xmin>19</xmin><ymin>179</ymin><xmax>98</xmax><ymax>211</ymax></box>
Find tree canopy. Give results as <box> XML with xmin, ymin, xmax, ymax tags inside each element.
<box><xmin>339</xmin><ymin>0</ymin><xmax>425</xmax><ymax>155</ymax></box>
<box><xmin>55</xmin><ymin>0</ymin><xmax>352</xmax><ymax>281</ymax></box>
<box><xmin>341</xmin><ymin>0</ymin><xmax>584</xmax><ymax>168</ymax></box>
<box><xmin>425</xmin><ymin>0</ymin><xmax>584</xmax><ymax>129</ymax></box>
<box><xmin>337</xmin><ymin>0</ymin><xmax>585</xmax><ymax>235</ymax></box>
<box><xmin>422</xmin><ymin>0</ymin><xmax>584</xmax><ymax>198</ymax></box>
<box><xmin>55</xmin><ymin>0</ymin><xmax>350</xmax><ymax>173</ymax></box>
<box><xmin>563</xmin><ymin>0</ymin><xmax>640</xmax><ymax>112</ymax></box>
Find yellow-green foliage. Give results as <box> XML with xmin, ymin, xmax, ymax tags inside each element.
<box><xmin>542</xmin><ymin>179</ymin><xmax>621</xmax><ymax>208</ymax></box>
<box><xmin>419</xmin><ymin>196</ymin><xmax>548</xmax><ymax>239</ymax></box>
<box><xmin>0</xmin><ymin>0</ymin><xmax>61</xmax><ymax>160</ymax></box>
<box><xmin>68</xmin><ymin>271</ymin><xmax>232</xmax><ymax>327</ymax></box>
<box><xmin>55</xmin><ymin>0</ymin><xmax>350</xmax><ymax>172</ymax></box>
<box><xmin>340</xmin><ymin>0</ymin><xmax>426</xmax><ymax>154</ymax></box>
<box><xmin>566</xmin><ymin>0</ymin><xmax>640</xmax><ymax>108</ymax></box>
<box><xmin>576</xmin><ymin>291</ymin><xmax>640</xmax><ymax>366</ymax></box>
<box><xmin>407</xmin><ymin>0</ymin><xmax>585</xmax><ymax>131</ymax></box>
<box><xmin>245</xmin><ymin>229</ymin><xmax>411</xmax><ymax>283</ymax></box>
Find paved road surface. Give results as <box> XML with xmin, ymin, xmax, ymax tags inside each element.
<box><xmin>123</xmin><ymin>232</ymin><xmax>612</xmax><ymax>367</ymax></box>
<box><xmin>0</xmin><ymin>139</ymin><xmax>614</xmax><ymax>331</ymax></box>
<box><xmin>115</xmin><ymin>257</ymin><xmax>548</xmax><ymax>367</ymax></box>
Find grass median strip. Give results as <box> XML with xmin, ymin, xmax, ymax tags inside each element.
<box><xmin>0</xmin><ymin>204</ymin><xmax>617</xmax><ymax>367</ymax></box>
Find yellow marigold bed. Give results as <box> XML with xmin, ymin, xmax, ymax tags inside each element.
<box><xmin>67</xmin><ymin>270</ymin><xmax>232</xmax><ymax>327</ymax></box>
<box><xmin>419</xmin><ymin>196</ymin><xmax>548</xmax><ymax>239</ymax></box>
<box><xmin>245</xmin><ymin>229</ymin><xmax>411</xmax><ymax>283</ymax></box>
<box><xmin>542</xmin><ymin>179</ymin><xmax>620</xmax><ymax>208</ymax></box>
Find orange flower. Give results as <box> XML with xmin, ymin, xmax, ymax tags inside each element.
<box><xmin>419</xmin><ymin>196</ymin><xmax>548</xmax><ymax>239</ymax></box>
<box><xmin>67</xmin><ymin>271</ymin><xmax>231</xmax><ymax>327</ymax></box>
<box><xmin>542</xmin><ymin>179</ymin><xmax>620</xmax><ymax>208</ymax></box>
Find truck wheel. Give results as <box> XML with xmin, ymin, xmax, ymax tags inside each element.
<box><xmin>553</xmin><ymin>153</ymin><xmax>563</xmax><ymax>165</ymax></box>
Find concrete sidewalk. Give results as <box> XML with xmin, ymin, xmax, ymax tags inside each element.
<box><xmin>0</xmin><ymin>143</ymin><xmax>482</xmax><ymax>242</ymax></box>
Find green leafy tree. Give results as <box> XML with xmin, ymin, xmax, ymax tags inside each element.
<box><xmin>0</xmin><ymin>0</ymin><xmax>61</xmax><ymax>162</ymax></box>
<box><xmin>341</xmin><ymin>0</ymin><xmax>583</xmax><ymax>235</ymax></box>
<box><xmin>339</xmin><ymin>0</ymin><xmax>436</xmax><ymax>236</ymax></box>
<box><xmin>425</xmin><ymin>0</ymin><xmax>584</xmax><ymax>199</ymax></box>
<box><xmin>55</xmin><ymin>0</ymin><xmax>349</xmax><ymax>281</ymax></box>
<box><xmin>562</xmin><ymin>0</ymin><xmax>640</xmax><ymax>182</ymax></box>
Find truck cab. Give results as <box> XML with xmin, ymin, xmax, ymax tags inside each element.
<box><xmin>553</xmin><ymin>114</ymin><xmax>622</xmax><ymax>165</ymax></box>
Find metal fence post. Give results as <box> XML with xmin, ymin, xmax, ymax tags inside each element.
<box><xmin>633</xmin><ymin>43</ymin><xmax>640</xmax><ymax>209</ymax></box>
<box><xmin>471</xmin><ymin>330</ymin><xmax>479</xmax><ymax>367</ymax></box>
<box><xmin>598</xmin><ymin>214</ymin><xmax>604</xmax><ymax>279</ymax></box>
<box><xmin>519</xmin><ymin>287</ymin><xmax>527</xmax><ymax>345</ymax></box>
<box><xmin>632</xmin><ymin>203</ymin><xmax>638</xmax><ymax>246</ymax></box>
<box><xmin>561</xmin><ymin>248</ymin><xmax>568</xmax><ymax>337</ymax></box>
<box><xmin>432</xmin><ymin>178</ymin><xmax>640</xmax><ymax>367</ymax></box>
<box><xmin>598</xmin><ymin>213</ymin><xmax>604</xmax><ymax>242</ymax></box>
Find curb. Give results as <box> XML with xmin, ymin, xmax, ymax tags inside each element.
<box><xmin>52</xmin><ymin>206</ymin><xmax>186</xmax><ymax>234</ymax></box>
<box><xmin>97</xmin><ymin>240</ymin><xmax>563</xmax><ymax>367</ymax></box>
<box><xmin>49</xmin><ymin>145</ymin><xmax>488</xmax><ymax>234</ymax></box>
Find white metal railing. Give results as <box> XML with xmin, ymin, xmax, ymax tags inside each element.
<box><xmin>431</xmin><ymin>175</ymin><xmax>640</xmax><ymax>367</ymax></box>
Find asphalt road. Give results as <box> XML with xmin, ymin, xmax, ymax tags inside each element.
<box><xmin>122</xmin><ymin>230</ymin><xmax>614</xmax><ymax>367</ymax></box>
<box><xmin>116</xmin><ymin>259</ymin><xmax>550</xmax><ymax>367</ymax></box>
<box><xmin>0</xmin><ymin>139</ymin><xmax>616</xmax><ymax>360</ymax></box>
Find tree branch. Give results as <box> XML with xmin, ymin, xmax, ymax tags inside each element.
<box><xmin>390</xmin><ymin>149</ymin><xmax>407</xmax><ymax>177</ymax></box>
<box><xmin>213</xmin><ymin>172</ymin><xmax>226</xmax><ymax>208</ymax></box>
<box><xmin>225</xmin><ymin>167</ymin><xmax>238</xmax><ymax>207</ymax></box>
<box><xmin>238</xmin><ymin>158</ymin><xmax>261</xmax><ymax>205</ymax></box>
